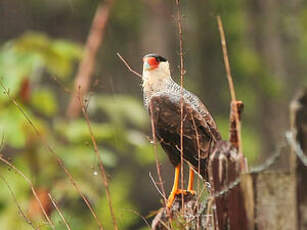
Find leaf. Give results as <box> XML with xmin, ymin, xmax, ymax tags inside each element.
<box><xmin>31</xmin><ymin>88</ymin><xmax>58</xmax><ymax>116</ymax></box>
<box><xmin>55</xmin><ymin>144</ymin><xmax>118</xmax><ymax>169</ymax></box>
<box><xmin>95</xmin><ymin>95</ymin><xmax>148</xmax><ymax>128</ymax></box>
<box><xmin>13</xmin><ymin>31</ymin><xmax>83</xmax><ymax>78</ymax></box>
<box><xmin>0</xmin><ymin>105</ymin><xmax>27</xmax><ymax>148</ymax></box>
<box><xmin>55</xmin><ymin>119</ymin><xmax>127</xmax><ymax>150</ymax></box>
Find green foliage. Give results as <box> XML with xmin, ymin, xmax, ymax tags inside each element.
<box><xmin>0</xmin><ymin>105</ymin><xmax>28</xmax><ymax>148</ymax></box>
<box><xmin>0</xmin><ymin>31</ymin><xmax>82</xmax><ymax>104</ymax></box>
<box><xmin>0</xmin><ymin>31</ymin><xmax>154</xmax><ymax>230</ymax></box>
<box><xmin>31</xmin><ymin>88</ymin><xmax>58</xmax><ymax>117</ymax></box>
<box><xmin>95</xmin><ymin>173</ymin><xmax>137</xmax><ymax>229</ymax></box>
<box><xmin>13</xmin><ymin>32</ymin><xmax>83</xmax><ymax>78</ymax></box>
<box><xmin>1</xmin><ymin>0</ymin><xmax>300</xmax><ymax>229</ymax></box>
<box><xmin>95</xmin><ymin>95</ymin><xmax>148</xmax><ymax>128</ymax></box>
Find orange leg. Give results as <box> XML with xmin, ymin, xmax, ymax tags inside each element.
<box><xmin>187</xmin><ymin>167</ymin><xmax>195</xmax><ymax>192</ymax></box>
<box><xmin>167</xmin><ymin>164</ymin><xmax>180</xmax><ymax>208</ymax></box>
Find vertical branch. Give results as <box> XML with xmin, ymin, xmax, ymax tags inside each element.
<box><xmin>79</xmin><ymin>93</ymin><xmax>118</xmax><ymax>230</ymax></box>
<box><xmin>190</xmin><ymin>115</ymin><xmax>201</xmax><ymax>230</ymax></box>
<box><xmin>217</xmin><ymin>16</ymin><xmax>236</xmax><ymax>102</ymax></box>
<box><xmin>149</xmin><ymin>103</ymin><xmax>168</xmax><ymax>208</ymax></box>
<box><xmin>67</xmin><ymin>0</ymin><xmax>114</xmax><ymax>118</ymax></box>
<box><xmin>48</xmin><ymin>193</ymin><xmax>72</xmax><ymax>230</ymax></box>
<box><xmin>217</xmin><ymin>16</ymin><xmax>245</xmax><ymax>170</ymax></box>
<box><xmin>0</xmin><ymin>175</ymin><xmax>38</xmax><ymax>230</ymax></box>
<box><xmin>0</xmin><ymin>155</ymin><xmax>54</xmax><ymax>229</ymax></box>
<box><xmin>175</xmin><ymin>0</ymin><xmax>185</xmax><ymax>209</ymax></box>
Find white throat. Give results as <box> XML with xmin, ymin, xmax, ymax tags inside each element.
<box><xmin>142</xmin><ymin>61</ymin><xmax>171</xmax><ymax>96</ymax></box>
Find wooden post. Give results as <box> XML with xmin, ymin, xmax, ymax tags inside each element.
<box><xmin>208</xmin><ymin>141</ymin><xmax>248</xmax><ymax>230</ymax></box>
<box><xmin>290</xmin><ymin>88</ymin><xmax>307</xmax><ymax>230</ymax></box>
<box><xmin>238</xmin><ymin>88</ymin><xmax>307</xmax><ymax>230</ymax></box>
<box><xmin>240</xmin><ymin>172</ymin><xmax>297</xmax><ymax>230</ymax></box>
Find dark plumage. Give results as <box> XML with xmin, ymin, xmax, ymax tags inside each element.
<box><xmin>142</xmin><ymin>53</ymin><xmax>221</xmax><ymax>207</ymax></box>
<box><xmin>145</xmin><ymin>84</ymin><xmax>221</xmax><ymax>180</ymax></box>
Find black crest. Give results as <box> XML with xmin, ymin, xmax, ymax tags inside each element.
<box><xmin>144</xmin><ymin>53</ymin><xmax>167</xmax><ymax>62</ymax></box>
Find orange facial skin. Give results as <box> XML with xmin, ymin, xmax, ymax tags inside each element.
<box><xmin>143</xmin><ymin>57</ymin><xmax>159</xmax><ymax>70</ymax></box>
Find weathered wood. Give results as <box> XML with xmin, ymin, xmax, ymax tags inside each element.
<box><xmin>290</xmin><ymin>88</ymin><xmax>307</xmax><ymax>230</ymax></box>
<box><xmin>241</xmin><ymin>172</ymin><xmax>297</xmax><ymax>230</ymax></box>
<box><xmin>238</xmin><ymin>88</ymin><xmax>307</xmax><ymax>230</ymax></box>
<box><xmin>208</xmin><ymin>141</ymin><xmax>248</xmax><ymax>230</ymax></box>
<box><xmin>229</xmin><ymin>101</ymin><xmax>244</xmax><ymax>150</ymax></box>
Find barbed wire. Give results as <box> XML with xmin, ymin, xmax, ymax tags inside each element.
<box><xmin>286</xmin><ymin>131</ymin><xmax>307</xmax><ymax>166</ymax></box>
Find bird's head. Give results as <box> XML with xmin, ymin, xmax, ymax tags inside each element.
<box><xmin>143</xmin><ymin>53</ymin><xmax>168</xmax><ymax>70</ymax></box>
<box><xmin>143</xmin><ymin>54</ymin><xmax>171</xmax><ymax>90</ymax></box>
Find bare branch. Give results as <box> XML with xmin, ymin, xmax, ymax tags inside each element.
<box><xmin>123</xmin><ymin>208</ymin><xmax>152</xmax><ymax>230</ymax></box>
<box><xmin>149</xmin><ymin>172</ymin><xmax>167</xmax><ymax>201</ymax></box>
<box><xmin>175</xmin><ymin>0</ymin><xmax>185</xmax><ymax>210</ymax></box>
<box><xmin>48</xmin><ymin>193</ymin><xmax>72</xmax><ymax>230</ymax></box>
<box><xmin>217</xmin><ymin>16</ymin><xmax>245</xmax><ymax>170</ymax></box>
<box><xmin>0</xmin><ymin>175</ymin><xmax>38</xmax><ymax>230</ymax></box>
<box><xmin>0</xmin><ymin>155</ymin><xmax>54</xmax><ymax>229</ymax></box>
<box><xmin>149</xmin><ymin>103</ymin><xmax>168</xmax><ymax>208</ymax></box>
<box><xmin>116</xmin><ymin>53</ymin><xmax>142</xmax><ymax>78</ymax></box>
<box><xmin>67</xmin><ymin>0</ymin><xmax>115</xmax><ymax>118</ymax></box>
<box><xmin>217</xmin><ymin>16</ymin><xmax>237</xmax><ymax>102</ymax></box>
<box><xmin>78</xmin><ymin>91</ymin><xmax>118</xmax><ymax>230</ymax></box>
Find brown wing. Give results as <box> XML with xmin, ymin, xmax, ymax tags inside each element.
<box><xmin>148</xmin><ymin>93</ymin><xmax>221</xmax><ymax>179</ymax></box>
<box><xmin>196</xmin><ymin>100</ymin><xmax>222</xmax><ymax>142</ymax></box>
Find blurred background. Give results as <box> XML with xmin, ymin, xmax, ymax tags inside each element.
<box><xmin>0</xmin><ymin>0</ymin><xmax>306</xmax><ymax>229</ymax></box>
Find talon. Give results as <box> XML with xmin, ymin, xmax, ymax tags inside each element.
<box><xmin>176</xmin><ymin>189</ymin><xmax>196</xmax><ymax>195</ymax></box>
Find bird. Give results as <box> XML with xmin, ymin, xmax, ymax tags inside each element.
<box><xmin>142</xmin><ymin>53</ymin><xmax>222</xmax><ymax>207</ymax></box>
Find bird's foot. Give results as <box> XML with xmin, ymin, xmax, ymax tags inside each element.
<box><xmin>167</xmin><ymin>189</ymin><xmax>196</xmax><ymax>208</ymax></box>
<box><xmin>176</xmin><ymin>189</ymin><xmax>196</xmax><ymax>195</ymax></box>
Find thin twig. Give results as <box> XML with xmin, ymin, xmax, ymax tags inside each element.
<box><xmin>149</xmin><ymin>103</ymin><xmax>168</xmax><ymax>208</ymax></box>
<box><xmin>217</xmin><ymin>16</ymin><xmax>245</xmax><ymax>170</ymax></box>
<box><xmin>175</xmin><ymin>0</ymin><xmax>185</xmax><ymax>211</ymax></box>
<box><xmin>67</xmin><ymin>0</ymin><xmax>115</xmax><ymax>118</ymax></box>
<box><xmin>190</xmin><ymin>115</ymin><xmax>201</xmax><ymax>230</ymax></box>
<box><xmin>0</xmin><ymin>175</ymin><xmax>38</xmax><ymax>230</ymax></box>
<box><xmin>0</xmin><ymin>155</ymin><xmax>54</xmax><ymax>229</ymax></box>
<box><xmin>149</xmin><ymin>172</ymin><xmax>167</xmax><ymax>200</ymax></box>
<box><xmin>48</xmin><ymin>193</ymin><xmax>72</xmax><ymax>230</ymax></box>
<box><xmin>116</xmin><ymin>53</ymin><xmax>142</xmax><ymax>78</ymax></box>
<box><xmin>0</xmin><ymin>81</ymin><xmax>104</xmax><ymax>230</ymax></box>
<box><xmin>123</xmin><ymin>208</ymin><xmax>152</xmax><ymax>230</ymax></box>
<box><xmin>78</xmin><ymin>91</ymin><xmax>118</xmax><ymax>230</ymax></box>
<box><xmin>50</xmin><ymin>75</ymin><xmax>72</xmax><ymax>94</ymax></box>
